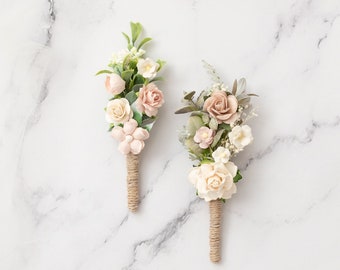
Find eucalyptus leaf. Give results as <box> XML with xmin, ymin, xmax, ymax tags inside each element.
<box><xmin>125</xmin><ymin>91</ymin><xmax>137</xmax><ymax>104</ymax></box>
<box><xmin>201</xmin><ymin>113</ymin><xmax>210</xmax><ymax>124</ymax></box>
<box><xmin>209</xmin><ymin>117</ymin><xmax>218</xmax><ymax>130</ymax></box>
<box><xmin>237</xmin><ymin>78</ymin><xmax>246</xmax><ymax>95</ymax></box>
<box><xmin>219</xmin><ymin>123</ymin><xmax>231</xmax><ymax>132</ymax></box>
<box><xmin>183</xmin><ymin>91</ymin><xmax>196</xmax><ymax>100</ymax></box>
<box><xmin>175</xmin><ymin>106</ymin><xmax>196</xmax><ymax>114</ymax></box>
<box><xmin>121</xmin><ymin>69</ymin><xmax>134</xmax><ymax>81</ymax></box>
<box><xmin>187</xmin><ymin>116</ymin><xmax>204</xmax><ymax>136</ymax></box>
<box><xmin>238</xmin><ymin>97</ymin><xmax>251</xmax><ymax>105</ymax></box>
<box><xmin>232</xmin><ymin>79</ymin><xmax>237</xmax><ymax>95</ymax></box>
<box><xmin>211</xmin><ymin>129</ymin><xmax>224</xmax><ymax>148</ymax></box>
<box><xmin>132</xmin><ymin>83</ymin><xmax>144</xmax><ymax>92</ymax></box>
<box><xmin>95</xmin><ymin>70</ymin><xmax>112</xmax><ymax>76</ymax></box>
<box><xmin>134</xmin><ymin>74</ymin><xmax>145</xmax><ymax>85</ymax></box>
<box><xmin>141</xmin><ymin>117</ymin><xmax>156</xmax><ymax>126</ymax></box>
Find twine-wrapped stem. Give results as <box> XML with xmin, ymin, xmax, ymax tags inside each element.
<box><xmin>126</xmin><ymin>153</ymin><xmax>139</xmax><ymax>212</ymax></box>
<box><xmin>209</xmin><ymin>199</ymin><xmax>223</xmax><ymax>263</ymax></box>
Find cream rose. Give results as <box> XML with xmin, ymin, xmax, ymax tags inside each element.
<box><xmin>135</xmin><ymin>83</ymin><xmax>164</xmax><ymax>117</ymax></box>
<box><xmin>137</xmin><ymin>58</ymin><xmax>159</xmax><ymax>79</ymax></box>
<box><xmin>188</xmin><ymin>162</ymin><xmax>237</xmax><ymax>201</ymax></box>
<box><xmin>203</xmin><ymin>90</ymin><xmax>238</xmax><ymax>124</ymax></box>
<box><xmin>105</xmin><ymin>73</ymin><xmax>125</xmax><ymax>95</ymax></box>
<box><xmin>105</xmin><ymin>98</ymin><xmax>132</xmax><ymax>124</ymax></box>
<box><xmin>228</xmin><ymin>125</ymin><xmax>253</xmax><ymax>150</ymax></box>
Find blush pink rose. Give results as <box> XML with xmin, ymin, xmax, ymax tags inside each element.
<box><xmin>193</xmin><ymin>126</ymin><xmax>214</xmax><ymax>149</ymax></box>
<box><xmin>105</xmin><ymin>73</ymin><xmax>125</xmax><ymax>95</ymax></box>
<box><xmin>203</xmin><ymin>90</ymin><xmax>238</xmax><ymax>124</ymax></box>
<box><xmin>135</xmin><ymin>83</ymin><xmax>164</xmax><ymax>117</ymax></box>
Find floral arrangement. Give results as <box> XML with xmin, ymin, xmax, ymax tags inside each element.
<box><xmin>176</xmin><ymin>61</ymin><xmax>257</xmax><ymax>262</ymax></box>
<box><xmin>97</xmin><ymin>22</ymin><xmax>165</xmax><ymax>212</ymax></box>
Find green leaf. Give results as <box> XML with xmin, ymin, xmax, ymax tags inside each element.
<box><xmin>137</xmin><ymin>37</ymin><xmax>152</xmax><ymax>50</ymax></box>
<box><xmin>233</xmin><ymin>170</ymin><xmax>243</xmax><ymax>183</ymax></box>
<box><xmin>209</xmin><ymin>118</ymin><xmax>218</xmax><ymax>130</ymax></box>
<box><xmin>125</xmin><ymin>91</ymin><xmax>137</xmax><ymax>104</ymax></box>
<box><xmin>156</xmin><ymin>59</ymin><xmax>166</xmax><ymax>71</ymax></box>
<box><xmin>150</xmin><ymin>77</ymin><xmax>163</xmax><ymax>83</ymax></box>
<box><xmin>219</xmin><ymin>123</ymin><xmax>231</xmax><ymax>132</ymax></box>
<box><xmin>108</xmin><ymin>123</ymin><xmax>115</xmax><ymax>132</ymax></box>
<box><xmin>220</xmin><ymin>198</ymin><xmax>226</xmax><ymax>203</ymax></box>
<box><xmin>196</xmin><ymin>190</ymin><xmax>198</xmax><ymax>196</ymax></box>
<box><xmin>95</xmin><ymin>70</ymin><xmax>112</xmax><ymax>76</ymax></box>
<box><xmin>134</xmin><ymin>74</ymin><xmax>145</xmax><ymax>85</ymax></box>
<box><xmin>130</xmin><ymin>22</ymin><xmax>143</xmax><ymax>44</ymax></box>
<box><xmin>132</xmin><ymin>83</ymin><xmax>144</xmax><ymax>92</ymax></box>
<box><xmin>174</xmin><ymin>106</ymin><xmax>196</xmax><ymax>114</ymax></box>
<box><xmin>122</xmin><ymin>32</ymin><xmax>131</xmax><ymax>45</ymax></box>
<box><xmin>141</xmin><ymin>117</ymin><xmax>156</xmax><ymax>126</ymax></box>
<box><xmin>121</xmin><ymin>69</ymin><xmax>134</xmax><ymax>81</ymax></box>
<box><xmin>211</xmin><ymin>129</ymin><xmax>224</xmax><ymax>148</ymax></box>
<box><xmin>133</xmin><ymin>110</ymin><xmax>143</xmax><ymax>125</ymax></box>
<box><xmin>183</xmin><ymin>91</ymin><xmax>195</xmax><ymax>100</ymax></box>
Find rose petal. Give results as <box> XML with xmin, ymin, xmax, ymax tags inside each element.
<box><xmin>130</xmin><ymin>140</ymin><xmax>145</xmax><ymax>155</ymax></box>
<box><xmin>123</xmin><ymin>119</ymin><xmax>138</xmax><ymax>134</ymax></box>
<box><xmin>111</xmin><ymin>126</ymin><xmax>125</xmax><ymax>141</ymax></box>
<box><xmin>118</xmin><ymin>140</ymin><xmax>131</xmax><ymax>155</ymax></box>
<box><xmin>133</xmin><ymin>127</ymin><xmax>149</xmax><ymax>141</ymax></box>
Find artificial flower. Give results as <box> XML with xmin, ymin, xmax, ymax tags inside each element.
<box><xmin>228</xmin><ymin>125</ymin><xmax>253</xmax><ymax>150</ymax></box>
<box><xmin>135</xmin><ymin>83</ymin><xmax>164</xmax><ymax>117</ymax></box>
<box><xmin>193</xmin><ymin>126</ymin><xmax>214</xmax><ymax>149</ymax></box>
<box><xmin>105</xmin><ymin>73</ymin><xmax>125</xmax><ymax>95</ymax></box>
<box><xmin>111</xmin><ymin>119</ymin><xmax>149</xmax><ymax>155</ymax></box>
<box><xmin>212</xmin><ymin>147</ymin><xmax>230</xmax><ymax>163</ymax></box>
<box><xmin>188</xmin><ymin>162</ymin><xmax>237</xmax><ymax>201</ymax></box>
<box><xmin>105</xmin><ymin>98</ymin><xmax>132</xmax><ymax>124</ymax></box>
<box><xmin>137</xmin><ymin>58</ymin><xmax>159</xmax><ymax>79</ymax></box>
<box><xmin>203</xmin><ymin>90</ymin><xmax>238</xmax><ymax>124</ymax></box>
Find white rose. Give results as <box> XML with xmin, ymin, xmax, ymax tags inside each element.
<box><xmin>212</xmin><ymin>147</ymin><xmax>230</xmax><ymax>163</ymax></box>
<box><xmin>188</xmin><ymin>162</ymin><xmax>237</xmax><ymax>202</ymax></box>
<box><xmin>228</xmin><ymin>125</ymin><xmax>253</xmax><ymax>150</ymax></box>
<box><xmin>137</xmin><ymin>58</ymin><xmax>159</xmax><ymax>79</ymax></box>
<box><xmin>105</xmin><ymin>98</ymin><xmax>132</xmax><ymax>124</ymax></box>
<box><xmin>105</xmin><ymin>73</ymin><xmax>125</xmax><ymax>95</ymax></box>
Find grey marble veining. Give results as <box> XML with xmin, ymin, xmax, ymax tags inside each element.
<box><xmin>1</xmin><ymin>0</ymin><xmax>340</xmax><ymax>269</ymax></box>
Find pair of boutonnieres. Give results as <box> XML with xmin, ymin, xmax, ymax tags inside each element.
<box><xmin>97</xmin><ymin>22</ymin><xmax>258</xmax><ymax>263</ymax></box>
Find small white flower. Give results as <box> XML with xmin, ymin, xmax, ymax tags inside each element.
<box><xmin>111</xmin><ymin>49</ymin><xmax>130</xmax><ymax>64</ymax></box>
<box><xmin>137</xmin><ymin>58</ymin><xmax>159</xmax><ymax>79</ymax></box>
<box><xmin>212</xmin><ymin>147</ymin><xmax>230</xmax><ymax>163</ymax></box>
<box><xmin>228</xmin><ymin>125</ymin><xmax>253</xmax><ymax>150</ymax></box>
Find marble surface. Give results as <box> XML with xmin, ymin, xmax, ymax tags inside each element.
<box><xmin>1</xmin><ymin>0</ymin><xmax>340</xmax><ymax>269</ymax></box>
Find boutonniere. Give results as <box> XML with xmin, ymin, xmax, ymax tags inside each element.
<box><xmin>176</xmin><ymin>61</ymin><xmax>258</xmax><ymax>262</ymax></box>
<box><xmin>97</xmin><ymin>22</ymin><xmax>165</xmax><ymax>212</ymax></box>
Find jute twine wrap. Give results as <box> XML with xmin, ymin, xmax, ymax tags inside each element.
<box><xmin>126</xmin><ymin>153</ymin><xmax>139</xmax><ymax>212</ymax></box>
<box><xmin>209</xmin><ymin>199</ymin><xmax>223</xmax><ymax>263</ymax></box>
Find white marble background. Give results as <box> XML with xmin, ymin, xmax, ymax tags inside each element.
<box><xmin>1</xmin><ymin>0</ymin><xmax>340</xmax><ymax>269</ymax></box>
